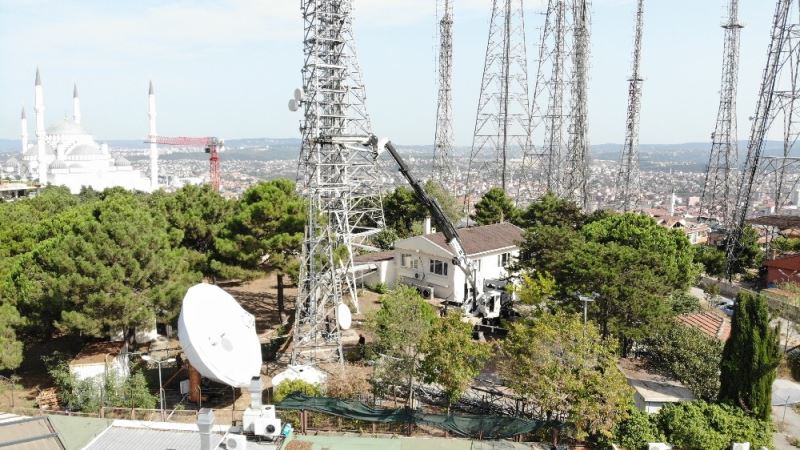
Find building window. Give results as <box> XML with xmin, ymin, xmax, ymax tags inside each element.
<box><xmin>498</xmin><ymin>252</ymin><xmax>512</xmax><ymax>268</ymax></box>
<box><xmin>411</xmin><ymin>259</ymin><xmax>419</xmax><ymax>270</ymax></box>
<box><xmin>401</xmin><ymin>254</ymin><xmax>411</xmax><ymax>267</ymax></box>
<box><xmin>429</xmin><ymin>259</ymin><xmax>448</xmax><ymax>276</ymax></box>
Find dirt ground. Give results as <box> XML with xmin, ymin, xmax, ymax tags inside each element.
<box><xmin>0</xmin><ymin>275</ymin><xmax>383</xmax><ymax>414</ymax></box>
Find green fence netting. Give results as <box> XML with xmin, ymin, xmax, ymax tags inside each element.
<box><xmin>277</xmin><ymin>394</ymin><xmax>566</xmax><ymax>440</ymax></box>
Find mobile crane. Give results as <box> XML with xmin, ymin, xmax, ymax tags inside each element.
<box><xmin>367</xmin><ymin>136</ymin><xmax>504</xmax><ymax>319</ymax></box>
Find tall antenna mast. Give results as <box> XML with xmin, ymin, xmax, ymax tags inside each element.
<box><xmin>700</xmin><ymin>0</ymin><xmax>742</xmax><ymax>228</ymax></box>
<box><xmin>292</xmin><ymin>0</ymin><xmax>384</xmax><ymax>364</ymax></box>
<box><xmin>616</xmin><ymin>0</ymin><xmax>645</xmax><ymax>212</ymax></box>
<box><xmin>564</xmin><ymin>0</ymin><xmax>591</xmax><ymax>210</ymax></box>
<box><xmin>726</xmin><ymin>0</ymin><xmax>800</xmax><ymax>276</ymax></box>
<box><xmin>433</xmin><ymin>0</ymin><xmax>455</xmax><ymax>189</ymax></box>
<box><xmin>466</xmin><ymin>0</ymin><xmax>531</xmax><ymax>205</ymax></box>
<box><xmin>518</xmin><ymin>0</ymin><xmax>591</xmax><ymax>208</ymax></box>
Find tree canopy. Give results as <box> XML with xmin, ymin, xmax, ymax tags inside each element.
<box><xmin>498</xmin><ymin>311</ymin><xmax>631</xmax><ymax>439</ymax></box>
<box><xmin>471</xmin><ymin>187</ymin><xmax>517</xmax><ymax>225</ymax></box>
<box><xmin>719</xmin><ymin>291</ymin><xmax>780</xmax><ymax>420</ymax></box>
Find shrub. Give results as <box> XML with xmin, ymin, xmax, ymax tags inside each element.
<box><xmin>273</xmin><ymin>379</ymin><xmax>324</xmax><ymax>403</ymax></box>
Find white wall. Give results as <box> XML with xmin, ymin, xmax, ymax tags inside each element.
<box><xmin>393</xmin><ymin>238</ymin><xmax>518</xmax><ymax>303</ymax></box>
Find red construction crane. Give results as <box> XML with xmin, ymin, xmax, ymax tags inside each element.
<box><xmin>145</xmin><ymin>136</ymin><xmax>223</xmax><ymax>192</ymax></box>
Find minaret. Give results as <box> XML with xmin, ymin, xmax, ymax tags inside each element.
<box><xmin>20</xmin><ymin>108</ymin><xmax>28</xmax><ymax>155</ymax></box>
<box><xmin>34</xmin><ymin>68</ymin><xmax>47</xmax><ymax>184</ymax></box>
<box><xmin>148</xmin><ymin>81</ymin><xmax>158</xmax><ymax>190</ymax></box>
<box><xmin>669</xmin><ymin>187</ymin><xmax>676</xmax><ymax>216</ymax></box>
<box><xmin>73</xmin><ymin>83</ymin><xmax>81</xmax><ymax>125</ymax></box>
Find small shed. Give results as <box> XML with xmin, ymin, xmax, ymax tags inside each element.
<box><xmin>619</xmin><ymin>359</ymin><xmax>694</xmax><ymax>414</ymax></box>
<box><xmin>69</xmin><ymin>341</ymin><xmax>130</xmax><ymax>382</ymax></box>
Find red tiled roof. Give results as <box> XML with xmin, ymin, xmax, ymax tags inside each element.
<box><xmin>764</xmin><ymin>254</ymin><xmax>800</xmax><ymax>271</ymax></box>
<box><xmin>423</xmin><ymin>222</ymin><xmax>524</xmax><ymax>256</ymax></box>
<box><xmin>677</xmin><ymin>310</ymin><xmax>730</xmax><ymax>341</ymax></box>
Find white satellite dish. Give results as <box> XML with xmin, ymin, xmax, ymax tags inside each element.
<box><xmin>178</xmin><ymin>283</ymin><xmax>262</xmax><ymax>387</ymax></box>
<box><xmin>336</xmin><ymin>303</ymin><xmax>352</xmax><ymax>330</ymax></box>
<box><xmin>288</xmin><ymin>99</ymin><xmax>298</xmax><ymax>112</ymax></box>
<box><xmin>293</xmin><ymin>88</ymin><xmax>303</xmax><ymax>101</ymax></box>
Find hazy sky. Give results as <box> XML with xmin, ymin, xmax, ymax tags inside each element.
<box><xmin>0</xmin><ymin>0</ymin><xmax>776</xmax><ymax>146</ymax></box>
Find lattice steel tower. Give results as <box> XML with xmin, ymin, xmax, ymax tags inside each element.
<box><xmin>564</xmin><ymin>0</ymin><xmax>591</xmax><ymax>210</ymax></box>
<box><xmin>466</xmin><ymin>0</ymin><xmax>531</xmax><ymax>203</ymax></box>
<box><xmin>518</xmin><ymin>0</ymin><xmax>591</xmax><ymax>208</ymax></box>
<box><xmin>726</xmin><ymin>0</ymin><xmax>800</xmax><ymax>276</ymax></box>
<box><xmin>700</xmin><ymin>0</ymin><xmax>742</xmax><ymax>228</ymax></box>
<box><xmin>292</xmin><ymin>0</ymin><xmax>384</xmax><ymax>364</ymax></box>
<box><xmin>616</xmin><ymin>0</ymin><xmax>645</xmax><ymax>212</ymax></box>
<box><xmin>433</xmin><ymin>0</ymin><xmax>455</xmax><ymax>189</ymax></box>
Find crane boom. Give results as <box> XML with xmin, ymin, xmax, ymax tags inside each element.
<box><xmin>144</xmin><ymin>136</ymin><xmax>223</xmax><ymax>192</ymax></box>
<box><xmin>368</xmin><ymin>136</ymin><xmax>480</xmax><ymax>306</ymax></box>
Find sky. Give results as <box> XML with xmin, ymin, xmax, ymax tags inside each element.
<box><xmin>0</xmin><ymin>0</ymin><xmax>777</xmax><ymax>146</ymax></box>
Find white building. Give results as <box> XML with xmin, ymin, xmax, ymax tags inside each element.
<box><xmin>8</xmin><ymin>69</ymin><xmax>154</xmax><ymax>194</ymax></box>
<box><xmin>69</xmin><ymin>341</ymin><xmax>130</xmax><ymax>382</ymax></box>
<box><xmin>356</xmin><ymin>222</ymin><xmax>524</xmax><ymax>313</ymax></box>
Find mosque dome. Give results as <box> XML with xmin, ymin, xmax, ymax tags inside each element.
<box><xmin>66</xmin><ymin>144</ymin><xmax>108</xmax><ymax>161</ymax></box>
<box><xmin>46</xmin><ymin>119</ymin><xmax>89</xmax><ymax>136</ymax></box>
<box><xmin>113</xmin><ymin>155</ymin><xmax>131</xmax><ymax>167</ymax></box>
<box><xmin>49</xmin><ymin>160</ymin><xmax>69</xmax><ymax>170</ymax></box>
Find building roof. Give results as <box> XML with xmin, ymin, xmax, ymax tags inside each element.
<box><xmin>765</xmin><ymin>254</ymin><xmax>800</xmax><ymax>272</ymax></box>
<box><xmin>70</xmin><ymin>341</ymin><xmax>126</xmax><ymax>366</ymax></box>
<box><xmin>618</xmin><ymin>359</ymin><xmax>694</xmax><ymax>403</ymax></box>
<box><xmin>353</xmin><ymin>251</ymin><xmax>395</xmax><ymax>263</ymax></box>
<box><xmin>748</xmin><ymin>215</ymin><xmax>800</xmax><ymax>230</ymax></box>
<box><xmin>46</xmin><ymin>119</ymin><xmax>89</xmax><ymax>137</ymax></box>
<box><xmin>85</xmin><ymin>426</ymin><xmax>224</xmax><ymax>450</ymax></box>
<box><xmin>0</xmin><ymin>415</ymin><xmax>66</xmax><ymax>450</ymax></box>
<box><xmin>423</xmin><ymin>222</ymin><xmax>524</xmax><ymax>256</ymax></box>
<box><xmin>677</xmin><ymin>310</ymin><xmax>730</xmax><ymax>341</ymax></box>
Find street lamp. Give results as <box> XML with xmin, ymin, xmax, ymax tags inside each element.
<box><xmin>141</xmin><ymin>355</ymin><xmax>176</xmax><ymax>421</ymax></box>
<box><xmin>579</xmin><ymin>295</ymin><xmax>596</xmax><ymax>338</ymax></box>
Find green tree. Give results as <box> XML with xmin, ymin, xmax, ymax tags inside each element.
<box><xmin>419</xmin><ymin>312</ymin><xmax>490</xmax><ymax>409</ymax></box>
<box><xmin>149</xmin><ymin>184</ymin><xmax>236</xmax><ymax>279</ymax></box>
<box><xmin>383</xmin><ymin>187</ymin><xmax>425</xmax><ymax>237</ymax></box>
<box><xmin>724</xmin><ymin>225</ymin><xmax>764</xmax><ymax>276</ymax></box>
<box><xmin>367</xmin><ymin>286</ymin><xmax>436</xmax><ymax>404</ymax></box>
<box><xmin>668</xmin><ymin>291</ymin><xmax>701</xmax><ymax>314</ymax></box>
<box><xmin>216</xmin><ymin>179</ymin><xmax>305</xmax><ymax>321</ymax></box>
<box><xmin>471</xmin><ymin>187</ymin><xmax>517</xmax><ymax>225</ymax></box>
<box><xmin>519</xmin><ymin>214</ymin><xmax>700</xmax><ymax>354</ymax></box>
<box><xmin>0</xmin><ymin>302</ymin><xmax>23</xmax><ymax>370</ymax></box>
<box><xmin>719</xmin><ymin>291</ymin><xmax>781</xmax><ymax>420</ymax></box>
<box><xmin>642</xmin><ymin>320</ymin><xmax>723</xmax><ymax>401</ymax></box>
<box><xmin>372</xmin><ymin>228</ymin><xmax>399</xmax><ymax>250</ymax></box>
<box><xmin>608</xmin><ymin>406</ymin><xmax>663</xmax><ymax>450</ymax></box>
<box><xmin>653</xmin><ymin>401</ymin><xmax>772</xmax><ymax>450</ymax></box>
<box><xmin>514</xmin><ymin>272</ymin><xmax>557</xmax><ymax>311</ymax></box>
<box><xmin>6</xmin><ymin>191</ymin><xmax>200</xmax><ymax>339</ymax></box>
<box><xmin>514</xmin><ymin>192</ymin><xmax>586</xmax><ymax>229</ymax></box>
<box><xmin>498</xmin><ymin>312</ymin><xmax>631</xmax><ymax>440</ymax></box>
<box><xmin>694</xmin><ymin>244</ymin><xmax>727</xmax><ymax>278</ymax></box>
<box><xmin>424</xmin><ymin>180</ymin><xmax>463</xmax><ymax>224</ymax></box>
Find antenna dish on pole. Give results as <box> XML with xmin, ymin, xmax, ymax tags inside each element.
<box><xmin>336</xmin><ymin>303</ymin><xmax>352</xmax><ymax>330</ymax></box>
<box><xmin>178</xmin><ymin>283</ymin><xmax>262</xmax><ymax>387</ymax></box>
<box><xmin>293</xmin><ymin>88</ymin><xmax>304</xmax><ymax>102</ymax></box>
<box><xmin>288</xmin><ymin>99</ymin><xmax>299</xmax><ymax>112</ymax></box>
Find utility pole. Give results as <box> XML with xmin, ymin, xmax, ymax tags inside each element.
<box><xmin>616</xmin><ymin>0</ymin><xmax>645</xmax><ymax>212</ymax></box>
<box><xmin>466</xmin><ymin>0</ymin><xmax>531</xmax><ymax>206</ymax></box>
<box><xmin>433</xmin><ymin>0</ymin><xmax>455</xmax><ymax>191</ymax></box>
<box><xmin>700</xmin><ymin>0</ymin><xmax>743</xmax><ymax>228</ymax></box>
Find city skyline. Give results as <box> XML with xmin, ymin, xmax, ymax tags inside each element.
<box><xmin>0</xmin><ymin>0</ymin><xmax>776</xmax><ymax>145</ymax></box>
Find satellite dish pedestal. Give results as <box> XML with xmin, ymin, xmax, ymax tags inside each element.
<box><xmin>242</xmin><ymin>376</ymin><xmax>282</xmax><ymax>438</ymax></box>
<box><xmin>189</xmin><ymin>364</ymin><xmax>202</xmax><ymax>404</ymax></box>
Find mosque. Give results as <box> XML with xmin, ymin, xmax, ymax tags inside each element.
<box><xmin>4</xmin><ymin>69</ymin><xmax>158</xmax><ymax>194</ymax></box>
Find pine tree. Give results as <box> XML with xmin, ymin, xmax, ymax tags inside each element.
<box><xmin>719</xmin><ymin>291</ymin><xmax>781</xmax><ymax>420</ymax></box>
